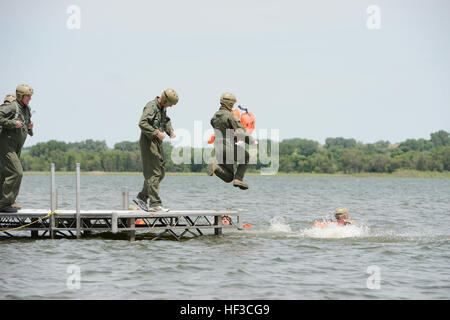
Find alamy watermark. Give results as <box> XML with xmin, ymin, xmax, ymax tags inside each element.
<box><xmin>366</xmin><ymin>265</ymin><xmax>381</xmax><ymax>290</ymax></box>
<box><xmin>366</xmin><ymin>5</ymin><xmax>381</xmax><ymax>30</ymax></box>
<box><xmin>66</xmin><ymin>264</ymin><xmax>81</xmax><ymax>290</ymax></box>
<box><xmin>66</xmin><ymin>5</ymin><xmax>81</xmax><ymax>30</ymax></box>
<box><xmin>169</xmin><ymin>122</ymin><xmax>280</xmax><ymax>175</ymax></box>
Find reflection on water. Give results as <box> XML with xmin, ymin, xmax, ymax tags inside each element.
<box><xmin>0</xmin><ymin>175</ymin><xmax>449</xmax><ymax>299</ymax></box>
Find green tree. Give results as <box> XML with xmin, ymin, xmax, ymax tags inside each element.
<box><xmin>279</xmin><ymin>138</ymin><xmax>319</xmax><ymax>157</ymax></box>
<box><xmin>325</xmin><ymin>137</ymin><xmax>357</xmax><ymax>149</ymax></box>
<box><xmin>368</xmin><ymin>154</ymin><xmax>391</xmax><ymax>172</ymax></box>
<box><xmin>340</xmin><ymin>149</ymin><xmax>366</xmax><ymax>173</ymax></box>
<box><xmin>430</xmin><ymin>130</ymin><xmax>450</xmax><ymax>148</ymax></box>
<box><xmin>114</xmin><ymin>141</ymin><xmax>140</xmax><ymax>151</ymax></box>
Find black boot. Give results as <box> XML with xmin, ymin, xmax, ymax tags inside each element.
<box><xmin>0</xmin><ymin>205</ymin><xmax>18</xmax><ymax>213</ymax></box>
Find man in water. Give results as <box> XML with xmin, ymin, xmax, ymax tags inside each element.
<box><xmin>134</xmin><ymin>88</ymin><xmax>178</xmax><ymax>212</ymax></box>
<box><xmin>222</xmin><ymin>215</ymin><xmax>232</xmax><ymax>226</ymax></box>
<box><xmin>334</xmin><ymin>208</ymin><xmax>355</xmax><ymax>225</ymax></box>
<box><xmin>207</xmin><ymin>92</ymin><xmax>257</xmax><ymax>190</ymax></box>
<box><xmin>0</xmin><ymin>85</ymin><xmax>34</xmax><ymax>213</ymax></box>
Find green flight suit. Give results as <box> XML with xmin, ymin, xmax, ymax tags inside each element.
<box><xmin>0</xmin><ymin>103</ymin><xmax>7</xmax><ymax>134</ymax></box>
<box><xmin>0</xmin><ymin>103</ymin><xmax>7</xmax><ymax>196</ymax></box>
<box><xmin>0</xmin><ymin>100</ymin><xmax>33</xmax><ymax>209</ymax></box>
<box><xmin>0</xmin><ymin>102</ymin><xmax>13</xmax><ymax>134</ymax></box>
<box><xmin>137</xmin><ymin>97</ymin><xmax>173</xmax><ymax>207</ymax></box>
<box><xmin>210</xmin><ymin>106</ymin><xmax>254</xmax><ymax>183</ymax></box>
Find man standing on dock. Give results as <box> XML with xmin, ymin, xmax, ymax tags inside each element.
<box><xmin>0</xmin><ymin>84</ymin><xmax>34</xmax><ymax>213</ymax></box>
<box><xmin>207</xmin><ymin>92</ymin><xmax>257</xmax><ymax>190</ymax></box>
<box><xmin>1</xmin><ymin>93</ymin><xmax>16</xmax><ymax>106</ymax></box>
<box><xmin>0</xmin><ymin>93</ymin><xmax>16</xmax><ymax>134</ymax></box>
<box><xmin>134</xmin><ymin>88</ymin><xmax>179</xmax><ymax>212</ymax></box>
<box><xmin>0</xmin><ymin>92</ymin><xmax>22</xmax><ymax>210</ymax></box>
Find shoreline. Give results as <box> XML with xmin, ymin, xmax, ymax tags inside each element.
<box><xmin>22</xmin><ymin>169</ymin><xmax>450</xmax><ymax>178</ymax></box>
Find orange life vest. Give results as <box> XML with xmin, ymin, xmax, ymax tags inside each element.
<box><xmin>313</xmin><ymin>221</ymin><xmax>337</xmax><ymax>228</ymax></box>
<box><xmin>207</xmin><ymin>107</ymin><xmax>255</xmax><ymax>144</ymax></box>
<box><xmin>313</xmin><ymin>219</ymin><xmax>346</xmax><ymax>228</ymax></box>
<box><xmin>240</xmin><ymin>111</ymin><xmax>255</xmax><ymax>135</ymax></box>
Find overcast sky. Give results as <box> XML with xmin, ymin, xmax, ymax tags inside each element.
<box><xmin>1</xmin><ymin>0</ymin><xmax>449</xmax><ymax>148</ymax></box>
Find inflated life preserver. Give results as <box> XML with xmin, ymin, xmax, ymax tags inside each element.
<box><xmin>240</xmin><ymin>111</ymin><xmax>255</xmax><ymax>135</ymax></box>
<box><xmin>207</xmin><ymin>106</ymin><xmax>255</xmax><ymax>144</ymax></box>
<box><xmin>313</xmin><ymin>219</ymin><xmax>349</xmax><ymax>228</ymax></box>
<box><xmin>313</xmin><ymin>221</ymin><xmax>337</xmax><ymax>228</ymax></box>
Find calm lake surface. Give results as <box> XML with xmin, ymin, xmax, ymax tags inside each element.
<box><xmin>1</xmin><ymin>174</ymin><xmax>449</xmax><ymax>299</ymax></box>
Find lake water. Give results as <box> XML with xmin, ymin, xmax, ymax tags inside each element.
<box><xmin>1</xmin><ymin>174</ymin><xmax>449</xmax><ymax>299</ymax></box>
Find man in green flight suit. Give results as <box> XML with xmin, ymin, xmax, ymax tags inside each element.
<box><xmin>1</xmin><ymin>93</ymin><xmax>16</xmax><ymax>106</ymax></box>
<box><xmin>0</xmin><ymin>92</ymin><xmax>23</xmax><ymax>210</ymax></box>
<box><xmin>0</xmin><ymin>84</ymin><xmax>34</xmax><ymax>213</ymax></box>
<box><xmin>207</xmin><ymin>92</ymin><xmax>257</xmax><ymax>190</ymax></box>
<box><xmin>0</xmin><ymin>93</ymin><xmax>16</xmax><ymax>134</ymax></box>
<box><xmin>134</xmin><ymin>88</ymin><xmax>179</xmax><ymax>212</ymax></box>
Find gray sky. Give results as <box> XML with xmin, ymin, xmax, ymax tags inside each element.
<box><xmin>1</xmin><ymin>0</ymin><xmax>449</xmax><ymax>148</ymax></box>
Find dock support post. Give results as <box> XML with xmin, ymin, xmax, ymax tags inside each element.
<box><xmin>122</xmin><ymin>187</ymin><xmax>129</xmax><ymax>210</ymax></box>
<box><xmin>30</xmin><ymin>221</ymin><xmax>38</xmax><ymax>238</ymax></box>
<box><xmin>50</xmin><ymin>163</ymin><xmax>56</xmax><ymax>239</ymax></box>
<box><xmin>111</xmin><ymin>212</ymin><xmax>118</xmax><ymax>233</ymax></box>
<box><xmin>128</xmin><ymin>218</ymin><xmax>135</xmax><ymax>242</ymax></box>
<box><xmin>76</xmin><ymin>163</ymin><xmax>81</xmax><ymax>239</ymax></box>
<box><xmin>121</xmin><ymin>187</ymin><xmax>134</xmax><ymax>241</ymax></box>
<box><xmin>214</xmin><ymin>216</ymin><xmax>223</xmax><ymax>237</ymax></box>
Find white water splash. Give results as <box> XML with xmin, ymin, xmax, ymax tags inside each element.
<box><xmin>300</xmin><ymin>223</ymin><xmax>369</xmax><ymax>239</ymax></box>
<box><xmin>269</xmin><ymin>217</ymin><xmax>292</xmax><ymax>233</ymax></box>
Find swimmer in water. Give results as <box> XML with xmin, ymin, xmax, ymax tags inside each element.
<box><xmin>222</xmin><ymin>215</ymin><xmax>232</xmax><ymax>226</ymax></box>
<box><xmin>313</xmin><ymin>207</ymin><xmax>356</xmax><ymax>228</ymax></box>
<box><xmin>334</xmin><ymin>208</ymin><xmax>355</xmax><ymax>225</ymax></box>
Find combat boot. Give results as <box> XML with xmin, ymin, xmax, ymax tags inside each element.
<box><xmin>206</xmin><ymin>161</ymin><xmax>216</xmax><ymax>176</ymax></box>
<box><xmin>0</xmin><ymin>205</ymin><xmax>18</xmax><ymax>213</ymax></box>
<box><xmin>11</xmin><ymin>203</ymin><xmax>22</xmax><ymax>210</ymax></box>
<box><xmin>233</xmin><ymin>179</ymin><xmax>248</xmax><ymax>190</ymax></box>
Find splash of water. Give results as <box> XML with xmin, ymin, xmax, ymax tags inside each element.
<box><xmin>300</xmin><ymin>223</ymin><xmax>369</xmax><ymax>239</ymax></box>
<box><xmin>269</xmin><ymin>217</ymin><xmax>292</xmax><ymax>233</ymax></box>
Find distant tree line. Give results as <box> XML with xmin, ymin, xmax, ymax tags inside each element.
<box><xmin>20</xmin><ymin>130</ymin><xmax>450</xmax><ymax>173</ymax></box>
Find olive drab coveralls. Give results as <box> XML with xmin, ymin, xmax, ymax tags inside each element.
<box><xmin>210</xmin><ymin>105</ymin><xmax>255</xmax><ymax>183</ymax></box>
<box><xmin>0</xmin><ymin>103</ymin><xmax>7</xmax><ymax>135</ymax></box>
<box><xmin>137</xmin><ymin>97</ymin><xmax>173</xmax><ymax>207</ymax></box>
<box><xmin>0</xmin><ymin>100</ymin><xmax>33</xmax><ymax>209</ymax></box>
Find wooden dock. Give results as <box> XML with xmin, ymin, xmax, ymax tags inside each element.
<box><xmin>0</xmin><ymin>209</ymin><xmax>242</xmax><ymax>241</ymax></box>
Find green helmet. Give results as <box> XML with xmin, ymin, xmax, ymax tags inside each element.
<box><xmin>160</xmin><ymin>88</ymin><xmax>179</xmax><ymax>106</ymax></box>
<box><xmin>220</xmin><ymin>92</ymin><xmax>236</xmax><ymax>110</ymax></box>
<box><xmin>16</xmin><ymin>84</ymin><xmax>34</xmax><ymax>102</ymax></box>
<box><xmin>4</xmin><ymin>93</ymin><xmax>16</xmax><ymax>103</ymax></box>
<box><xmin>335</xmin><ymin>208</ymin><xmax>348</xmax><ymax>214</ymax></box>
<box><xmin>335</xmin><ymin>207</ymin><xmax>349</xmax><ymax>219</ymax></box>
